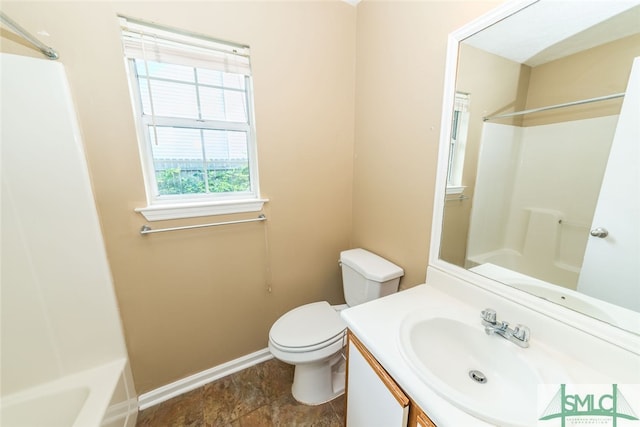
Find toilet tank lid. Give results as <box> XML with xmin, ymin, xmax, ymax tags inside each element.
<box><xmin>340</xmin><ymin>248</ymin><xmax>404</xmax><ymax>282</ymax></box>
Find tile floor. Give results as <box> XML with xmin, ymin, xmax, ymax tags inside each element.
<box><xmin>135</xmin><ymin>359</ymin><xmax>345</xmax><ymax>426</ymax></box>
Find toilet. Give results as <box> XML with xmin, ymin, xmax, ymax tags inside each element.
<box><xmin>268</xmin><ymin>248</ymin><xmax>404</xmax><ymax>405</ymax></box>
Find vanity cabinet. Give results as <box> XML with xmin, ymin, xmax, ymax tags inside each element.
<box><xmin>408</xmin><ymin>405</ymin><xmax>437</xmax><ymax>427</ymax></box>
<box><xmin>346</xmin><ymin>330</ymin><xmax>436</xmax><ymax>427</ymax></box>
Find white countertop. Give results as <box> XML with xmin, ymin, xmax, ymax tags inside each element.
<box><xmin>342</xmin><ymin>282</ymin><xmax>494</xmax><ymax>426</ymax></box>
<box><xmin>341</xmin><ymin>267</ymin><xmax>640</xmax><ymax>427</ymax></box>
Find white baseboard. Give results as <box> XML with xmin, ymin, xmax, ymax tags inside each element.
<box><xmin>137</xmin><ymin>348</ymin><xmax>273</xmax><ymax>410</ymax></box>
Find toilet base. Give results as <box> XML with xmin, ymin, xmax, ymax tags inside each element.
<box><xmin>291</xmin><ymin>353</ymin><xmax>346</xmax><ymax>405</ymax></box>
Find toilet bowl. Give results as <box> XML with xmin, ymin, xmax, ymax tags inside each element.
<box><xmin>269</xmin><ymin>301</ymin><xmax>347</xmax><ymax>405</ymax></box>
<box><xmin>268</xmin><ymin>248</ymin><xmax>403</xmax><ymax>405</ymax></box>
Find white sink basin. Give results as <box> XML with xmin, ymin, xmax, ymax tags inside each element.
<box><xmin>399</xmin><ymin>310</ymin><xmax>570</xmax><ymax>427</ymax></box>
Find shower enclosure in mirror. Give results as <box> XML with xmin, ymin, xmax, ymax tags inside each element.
<box><xmin>434</xmin><ymin>0</ymin><xmax>640</xmax><ymax>334</ymax></box>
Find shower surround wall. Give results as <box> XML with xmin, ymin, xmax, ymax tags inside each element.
<box><xmin>467</xmin><ymin>115</ymin><xmax>618</xmax><ymax>289</ymax></box>
<box><xmin>1</xmin><ymin>53</ymin><xmax>136</xmax><ymax>426</ymax></box>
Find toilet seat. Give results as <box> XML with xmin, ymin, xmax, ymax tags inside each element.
<box><xmin>269</xmin><ymin>301</ymin><xmax>346</xmax><ymax>353</ymax></box>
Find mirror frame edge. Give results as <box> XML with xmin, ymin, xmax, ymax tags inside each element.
<box><xmin>427</xmin><ymin>0</ymin><xmax>640</xmax><ymax>353</ymax></box>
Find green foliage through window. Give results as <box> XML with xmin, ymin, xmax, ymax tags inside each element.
<box><xmin>156</xmin><ymin>167</ymin><xmax>250</xmax><ymax>196</ymax></box>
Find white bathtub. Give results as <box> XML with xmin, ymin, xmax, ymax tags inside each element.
<box><xmin>470</xmin><ymin>263</ymin><xmax>639</xmax><ymax>333</ymax></box>
<box><xmin>0</xmin><ymin>359</ymin><xmax>136</xmax><ymax>427</ymax></box>
<box><xmin>467</xmin><ymin>247</ymin><xmax>579</xmax><ymax>289</ymax></box>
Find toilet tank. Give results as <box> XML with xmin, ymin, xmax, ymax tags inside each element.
<box><xmin>340</xmin><ymin>248</ymin><xmax>404</xmax><ymax>307</ymax></box>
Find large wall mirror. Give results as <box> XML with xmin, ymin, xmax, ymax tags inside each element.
<box><xmin>438</xmin><ymin>0</ymin><xmax>640</xmax><ymax>334</ymax></box>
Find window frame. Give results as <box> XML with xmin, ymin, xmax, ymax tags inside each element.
<box><xmin>121</xmin><ymin>18</ymin><xmax>266</xmax><ymax>221</ymax></box>
<box><xmin>446</xmin><ymin>92</ymin><xmax>470</xmax><ymax>195</ymax></box>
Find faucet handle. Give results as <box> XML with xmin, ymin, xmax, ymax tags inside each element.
<box><xmin>512</xmin><ymin>324</ymin><xmax>530</xmax><ymax>342</ymax></box>
<box><xmin>481</xmin><ymin>308</ymin><xmax>497</xmax><ymax>324</ymax></box>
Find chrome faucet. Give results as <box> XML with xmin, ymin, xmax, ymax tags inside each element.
<box><xmin>481</xmin><ymin>309</ymin><xmax>530</xmax><ymax>348</ymax></box>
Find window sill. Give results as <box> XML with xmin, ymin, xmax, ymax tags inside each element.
<box><xmin>446</xmin><ymin>186</ymin><xmax>466</xmax><ymax>195</ymax></box>
<box><xmin>135</xmin><ymin>198</ymin><xmax>268</xmax><ymax>221</ymax></box>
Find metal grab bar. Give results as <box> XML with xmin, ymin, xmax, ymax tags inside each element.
<box><xmin>0</xmin><ymin>12</ymin><xmax>59</xmax><ymax>60</ymax></box>
<box><xmin>558</xmin><ymin>219</ymin><xmax>589</xmax><ymax>228</ymax></box>
<box><xmin>483</xmin><ymin>92</ymin><xmax>625</xmax><ymax>122</ymax></box>
<box><xmin>140</xmin><ymin>214</ymin><xmax>266</xmax><ymax>235</ymax></box>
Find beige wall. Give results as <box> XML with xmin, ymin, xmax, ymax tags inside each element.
<box><xmin>1</xmin><ymin>0</ymin><xmax>356</xmax><ymax>393</ymax></box>
<box><xmin>352</xmin><ymin>1</ymin><xmax>501</xmax><ymax>287</ymax></box>
<box><xmin>524</xmin><ymin>34</ymin><xmax>640</xmax><ymax>126</ymax></box>
<box><xmin>1</xmin><ymin>0</ymin><xmax>501</xmax><ymax>394</ymax></box>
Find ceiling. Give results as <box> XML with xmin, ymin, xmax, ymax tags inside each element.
<box><xmin>463</xmin><ymin>1</ymin><xmax>640</xmax><ymax>67</ymax></box>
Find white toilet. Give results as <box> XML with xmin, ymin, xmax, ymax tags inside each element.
<box><xmin>268</xmin><ymin>248</ymin><xmax>404</xmax><ymax>405</ymax></box>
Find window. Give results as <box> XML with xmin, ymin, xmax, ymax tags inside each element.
<box><xmin>120</xmin><ymin>16</ymin><xmax>265</xmax><ymax>220</ymax></box>
<box><xmin>447</xmin><ymin>92</ymin><xmax>470</xmax><ymax>194</ymax></box>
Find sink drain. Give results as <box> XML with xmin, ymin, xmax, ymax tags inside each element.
<box><xmin>468</xmin><ymin>370</ymin><xmax>487</xmax><ymax>384</ymax></box>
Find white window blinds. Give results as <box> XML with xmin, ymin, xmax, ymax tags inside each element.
<box><xmin>454</xmin><ymin>92</ymin><xmax>470</xmax><ymax>112</ymax></box>
<box><xmin>119</xmin><ymin>16</ymin><xmax>251</xmax><ymax>76</ymax></box>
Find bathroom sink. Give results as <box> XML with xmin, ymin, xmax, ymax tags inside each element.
<box><xmin>398</xmin><ymin>311</ymin><xmax>568</xmax><ymax>427</ymax></box>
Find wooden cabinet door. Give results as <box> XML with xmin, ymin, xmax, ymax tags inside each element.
<box><xmin>346</xmin><ymin>331</ymin><xmax>409</xmax><ymax>427</ymax></box>
<box><xmin>415</xmin><ymin>411</ymin><xmax>437</xmax><ymax>427</ymax></box>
